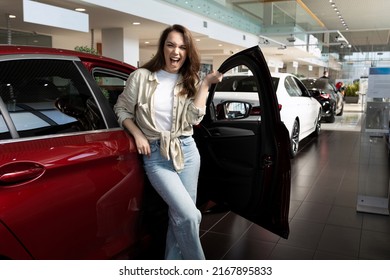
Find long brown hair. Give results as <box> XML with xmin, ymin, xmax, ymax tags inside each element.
<box><xmin>142</xmin><ymin>24</ymin><xmax>200</xmax><ymax>98</ymax></box>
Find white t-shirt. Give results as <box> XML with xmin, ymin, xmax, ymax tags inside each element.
<box><xmin>154</xmin><ymin>70</ymin><xmax>179</xmax><ymax>131</ymax></box>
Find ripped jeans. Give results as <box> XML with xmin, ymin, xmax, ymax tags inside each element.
<box><xmin>143</xmin><ymin>136</ymin><xmax>205</xmax><ymax>260</ymax></box>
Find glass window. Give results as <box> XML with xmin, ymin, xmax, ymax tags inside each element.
<box><xmin>92</xmin><ymin>69</ymin><xmax>128</xmax><ymax>108</ymax></box>
<box><xmin>0</xmin><ymin>59</ymin><xmax>105</xmax><ymax>139</ymax></box>
<box><xmin>213</xmin><ymin>68</ymin><xmax>261</xmax><ymax>121</ymax></box>
<box><xmin>284</xmin><ymin>76</ymin><xmax>302</xmax><ymax>97</ymax></box>
<box><xmin>215</xmin><ymin>75</ymin><xmax>257</xmax><ymax>92</ymax></box>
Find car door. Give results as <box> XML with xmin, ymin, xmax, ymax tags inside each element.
<box><xmin>0</xmin><ymin>55</ymin><xmax>144</xmax><ymax>259</ymax></box>
<box><xmin>194</xmin><ymin>46</ymin><xmax>291</xmax><ymax>239</ymax></box>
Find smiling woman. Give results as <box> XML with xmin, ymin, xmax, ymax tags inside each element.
<box><xmin>114</xmin><ymin>24</ymin><xmax>223</xmax><ymax>260</ymax></box>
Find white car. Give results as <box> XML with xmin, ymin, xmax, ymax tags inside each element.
<box><xmin>213</xmin><ymin>72</ymin><xmax>322</xmax><ymax>157</ymax></box>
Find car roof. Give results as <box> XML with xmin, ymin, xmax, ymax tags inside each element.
<box><xmin>0</xmin><ymin>45</ymin><xmax>136</xmax><ymax>73</ymax></box>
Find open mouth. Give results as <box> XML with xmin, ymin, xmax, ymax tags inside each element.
<box><xmin>170</xmin><ymin>57</ymin><xmax>180</xmax><ymax>65</ymax></box>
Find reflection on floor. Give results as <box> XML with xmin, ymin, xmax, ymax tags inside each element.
<box><xmin>200</xmin><ymin>104</ymin><xmax>390</xmax><ymax>259</ymax></box>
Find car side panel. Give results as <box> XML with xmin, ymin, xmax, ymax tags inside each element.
<box><xmin>0</xmin><ymin>129</ymin><xmax>144</xmax><ymax>259</ymax></box>
<box><xmin>0</xmin><ymin>222</ymin><xmax>32</xmax><ymax>259</ymax></box>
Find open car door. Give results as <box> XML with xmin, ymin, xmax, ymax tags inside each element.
<box><xmin>194</xmin><ymin>46</ymin><xmax>291</xmax><ymax>238</ymax></box>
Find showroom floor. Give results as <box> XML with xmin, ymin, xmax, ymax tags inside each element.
<box><xmin>200</xmin><ymin>104</ymin><xmax>390</xmax><ymax>260</ymax></box>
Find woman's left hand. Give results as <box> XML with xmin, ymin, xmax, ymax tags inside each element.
<box><xmin>203</xmin><ymin>71</ymin><xmax>223</xmax><ymax>87</ymax></box>
<box><xmin>193</xmin><ymin>71</ymin><xmax>223</xmax><ymax>109</ymax></box>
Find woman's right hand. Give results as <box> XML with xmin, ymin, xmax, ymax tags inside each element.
<box><xmin>122</xmin><ymin>118</ymin><xmax>151</xmax><ymax>157</ymax></box>
<box><xmin>134</xmin><ymin>134</ymin><xmax>151</xmax><ymax>157</ymax></box>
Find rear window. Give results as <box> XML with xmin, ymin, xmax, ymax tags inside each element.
<box><xmin>302</xmin><ymin>78</ymin><xmax>327</xmax><ymax>90</ymax></box>
<box><xmin>301</xmin><ymin>79</ymin><xmax>315</xmax><ymax>88</ymax></box>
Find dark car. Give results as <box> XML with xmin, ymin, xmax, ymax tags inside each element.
<box><xmin>0</xmin><ymin>45</ymin><xmax>291</xmax><ymax>259</ymax></box>
<box><xmin>301</xmin><ymin>78</ymin><xmax>344</xmax><ymax>123</ymax></box>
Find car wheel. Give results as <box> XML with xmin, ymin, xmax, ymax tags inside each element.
<box><xmin>337</xmin><ymin>103</ymin><xmax>344</xmax><ymax>116</ymax></box>
<box><xmin>312</xmin><ymin>111</ymin><xmax>321</xmax><ymax>137</ymax></box>
<box><xmin>290</xmin><ymin>119</ymin><xmax>299</xmax><ymax>158</ymax></box>
<box><xmin>326</xmin><ymin>111</ymin><xmax>336</xmax><ymax>123</ymax></box>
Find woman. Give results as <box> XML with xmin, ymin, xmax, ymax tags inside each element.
<box><xmin>114</xmin><ymin>24</ymin><xmax>223</xmax><ymax>259</ymax></box>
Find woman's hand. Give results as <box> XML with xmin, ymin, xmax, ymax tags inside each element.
<box><xmin>122</xmin><ymin>118</ymin><xmax>151</xmax><ymax>157</ymax></box>
<box><xmin>134</xmin><ymin>134</ymin><xmax>151</xmax><ymax>157</ymax></box>
<box><xmin>193</xmin><ymin>71</ymin><xmax>223</xmax><ymax>109</ymax></box>
<box><xmin>203</xmin><ymin>70</ymin><xmax>223</xmax><ymax>88</ymax></box>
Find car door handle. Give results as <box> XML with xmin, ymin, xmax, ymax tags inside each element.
<box><xmin>0</xmin><ymin>162</ymin><xmax>45</xmax><ymax>185</ymax></box>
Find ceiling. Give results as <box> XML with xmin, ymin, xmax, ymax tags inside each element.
<box><xmin>1</xmin><ymin>0</ymin><xmax>389</xmax><ymax>66</ymax></box>
<box><xmin>302</xmin><ymin>0</ymin><xmax>390</xmax><ymax>53</ymax></box>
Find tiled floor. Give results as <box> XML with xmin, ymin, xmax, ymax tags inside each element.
<box><xmin>200</xmin><ymin>104</ymin><xmax>390</xmax><ymax>259</ymax></box>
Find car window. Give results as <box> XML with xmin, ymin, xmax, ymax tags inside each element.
<box><xmin>0</xmin><ymin>58</ymin><xmax>105</xmax><ymax>140</ymax></box>
<box><xmin>92</xmin><ymin>68</ymin><xmax>128</xmax><ymax>108</ymax></box>
<box><xmin>294</xmin><ymin>77</ymin><xmax>310</xmax><ymax>97</ymax></box>
<box><xmin>284</xmin><ymin>76</ymin><xmax>302</xmax><ymax>97</ymax></box>
<box><xmin>213</xmin><ymin>70</ymin><xmax>261</xmax><ymax>120</ymax></box>
<box><xmin>216</xmin><ymin>75</ymin><xmax>257</xmax><ymax>92</ymax></box>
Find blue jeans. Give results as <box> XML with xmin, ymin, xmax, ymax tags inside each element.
<box><xmin>143</xmin><ymin>136</ymin><xmax>205</xmax><ymax>260</ymax></box>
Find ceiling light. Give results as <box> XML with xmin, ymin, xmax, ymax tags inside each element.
<box><xmin>132</xmin><ymin>22</ymin><xmax>141</xmax><ymax>25</ymax></box>
<box><xmin>75</xmin><ymin>8</ymin><xmax>86</xmax><ymax>12</ymax></box>
<box><xmin>8</xmin><ymin>14</ymin><xmax>16</xmax><ymax>18</ymax></box>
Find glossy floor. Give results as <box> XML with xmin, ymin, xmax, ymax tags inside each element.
<box><xmin>200</xmin><ymin>105</ymin><xmax>390</xmax><ymax>259</ymax></box>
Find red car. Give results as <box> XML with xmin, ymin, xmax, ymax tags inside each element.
<box><xmin>0</xmin><ymin>45</ymin><xmax>291</xmax><ymax>259</ymax></box>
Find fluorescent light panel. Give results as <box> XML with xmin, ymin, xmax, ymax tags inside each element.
<box><xmin>23</xmin><ymin>0</ymin><xmax>89</xmax><ymax>32</ymax></box>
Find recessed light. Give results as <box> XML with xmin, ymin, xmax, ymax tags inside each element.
<box><xmin>75</xmin><ymin>8</ymin><xmax>86</xmax><ymax>12</ymax></box>
<box><xmin>8</xmin><ymin>14</ymin><xmax>16</xmax><ymax>19</ymax></box>
<box><xmin>133</xmin><ymin>22</ymin><xmax>141</xmax><ymax>25</ymax></box>
<box><xmin>145</xmin><ymin>41</ymin><xmax>150</xmax><ymax>44</ymax></box>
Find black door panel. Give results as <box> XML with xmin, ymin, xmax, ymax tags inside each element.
<box><xmin>195</xmin><ymin>46</ymin><xmax>291</xmax><ymax>239</ymax></box>
<box><xmin>199</xmin><ymin>124</ymin><xmax>258</xmax><ymax>173</ymax></box>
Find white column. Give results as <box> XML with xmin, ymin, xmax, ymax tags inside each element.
<box><xmin>123</xmin><ymin>28</ymin><xmax>139</xmax><ymax>67</ymax></box>
<box><xmin>101</xmin><ymin>28</ymin><xmax>139</xmax><ymax>67</ymax></box>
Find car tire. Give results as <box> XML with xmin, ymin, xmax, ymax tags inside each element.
<box><xmin>290</xmin><ymin>119</ymin><xmax>299</xmax><ymax>158</ymax></box>
<box><xmin>337</xmin><ymin>103</ymin><xmax>344</xmax><ymax>116</ymax></box>
<box><xmin>326</xmin><ymin>111</ymin><xmax>336</xmax><ymax>123</ymax></box>
<box><xmin>312</xmin><ymin>111</ymin><xmax>321</xmax><ymax>137</ymax></box>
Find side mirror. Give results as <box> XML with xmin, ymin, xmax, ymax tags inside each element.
<box><xmin>216</xmin><ymin>100</ymin><xmax>252</xmax><ymax>120</ymax></box>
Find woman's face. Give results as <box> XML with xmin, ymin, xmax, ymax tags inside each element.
<box><xmin>163</xmin><ymin>30</ymin><xmax>187</xmax><ymax>74</ymax></box>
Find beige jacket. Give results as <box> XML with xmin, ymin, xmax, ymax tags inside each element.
<box><xmin>114</xmin><ymin>68</ymin><xmax>205</xmax><ymax>171</ymax></box>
